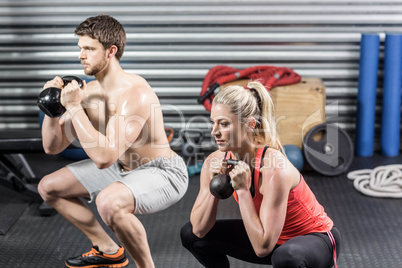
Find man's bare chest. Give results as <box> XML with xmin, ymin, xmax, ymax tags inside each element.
<box><xmin>83</xmin><ymin>96</ymin><xmax>118</xmax><ymax>133</ymax></box>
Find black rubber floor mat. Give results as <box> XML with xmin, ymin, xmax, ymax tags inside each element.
<box><xmin>0</xmin><ymin>185</ymin><xmax>31</xmax><ymax>235</ymax></box>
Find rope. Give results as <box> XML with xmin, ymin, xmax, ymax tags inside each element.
<box><xmin>347</xmin><ymin>165</ymin><xmax>402</xmax><ymax>198</ymax></box>
<box><xmin>198</xmin><ymin>65</ymin><xmax>301</xmax><ymax>111</ymax></box>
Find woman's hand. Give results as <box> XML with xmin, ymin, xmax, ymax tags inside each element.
<box><xmin>209</xmin><ymin>157</ymin><xmax>229</xmax><ymax>180</ymax></box>
<box><xmin>229</xmin><ymin>161</ymin><xmax>252</xmax><ymax>191</ymax></box>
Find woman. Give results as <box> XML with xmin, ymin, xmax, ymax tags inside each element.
<box><xmin>181</xmin><ymin>81</ymin><xmax>340</xmax><ymax>267</ymax></box>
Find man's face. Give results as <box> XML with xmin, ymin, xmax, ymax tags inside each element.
<box><xmin>77</xmin><ymin>35</ymin><xmax>108</xmax><ymax>76</ymax></box>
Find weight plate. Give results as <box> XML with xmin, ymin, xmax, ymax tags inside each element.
<box><xmin>303</xmin><ymin>123</ymin><xmax>354</xmax><ymax>176</ymax></box>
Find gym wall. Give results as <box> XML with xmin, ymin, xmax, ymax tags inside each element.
<box><xmin>1</xmin><ymin>0</ymin><xmax>402</xmax><ymax>152</ymax></box>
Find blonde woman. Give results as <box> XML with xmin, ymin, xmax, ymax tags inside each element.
<box><xmin>181</xmin><ymin>81</ymin><xmax>340</xmax><ymax>268</ymax></box>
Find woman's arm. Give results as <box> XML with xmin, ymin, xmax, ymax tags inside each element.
<box><xmin>190</xmin><ymin>151</ymin><xmax>225</xmax><ymax>238</ymax></box>
<box><xmin>231</xmin><ymin>152</ymin><xmax>295</xmax><ymax>257</ymax></box>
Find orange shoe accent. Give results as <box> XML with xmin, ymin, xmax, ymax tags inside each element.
<box><xmin>65</xmin><ymin>245</ymin><xmax>129</xmax><ymax>268</ymax></box>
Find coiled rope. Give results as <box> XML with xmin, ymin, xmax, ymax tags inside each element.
<box><xmin>198</xmin><ymin>65</ymin><xmax>301</xmax><ymax>112</ymax></box>
<box><xmin>347</xmin><ymin>165</ymin><xmax>402</xmax><ymax>198</ymax></box>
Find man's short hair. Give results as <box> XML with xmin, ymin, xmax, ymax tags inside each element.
<box><xmin>75</xmin><ymin>14</ymin><xmax>126</xmax><ymax>61</ymax></box>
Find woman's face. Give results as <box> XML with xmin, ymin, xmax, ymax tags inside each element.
<box><xmin>210</xmin><ymin>103</ymin><xmax>247</xmax><ymax>151</ymax></box>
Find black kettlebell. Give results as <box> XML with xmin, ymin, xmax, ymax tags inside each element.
<box><xmin>209</xmin><ymin>159</ymin><xmax>238</xmax><ymax>199</ymax></box>
<box><xmin>37</xmin><ymin>76</ymin><xmax>83</xmax><ymax>118</ymax></box>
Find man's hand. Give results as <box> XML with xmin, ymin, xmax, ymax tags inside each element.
<box><xmin>61</xmin><ymin>79</ymin><xmax>86</xmax><ymax>109</ymax></box>
<box><xmin>43</xmin><ymin>76</ymin><xmax>64</xmax><ymax>90</ymax></box>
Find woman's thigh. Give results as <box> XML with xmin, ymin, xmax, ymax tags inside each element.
<box><xmin>182</xmin><ymin>219</ymin><xmax>274</xmax><ymax>265</ymax></box>
<box><xmin>272</xmin><ymin>231</ymin><xmax>339</xmax><ymax>268</ymax></box>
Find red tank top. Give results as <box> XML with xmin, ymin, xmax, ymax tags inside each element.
<box><xmin>227</xmin><ymin>147</ymin><xmax>334</xmax><ymax>245</ymax></box>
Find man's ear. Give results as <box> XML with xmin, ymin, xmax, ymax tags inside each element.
<box><xmin>107</xmin><ymin>45</ymin><xmax>118</xmax><ymax>58</ymax></box>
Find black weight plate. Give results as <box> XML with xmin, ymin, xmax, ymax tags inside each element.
<box><xmin>303</xmin><ymin>123</ymin><xmax>354</xmax><ymax>176</ymax></box>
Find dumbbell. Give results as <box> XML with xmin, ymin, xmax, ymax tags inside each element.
<box><xmin>37</xmin><ymin>76</ymin><xmax>83</xmax><ymax>118</ymax></box>
<box><xmin>209</xmin><ymin>159</ymin><xmax>238</xmax><ymax>199</ymax></box>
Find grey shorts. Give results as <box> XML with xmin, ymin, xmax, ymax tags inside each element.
<box><xmin>67</xmin><ymin>156</ymin><xmax>188</xmax><ymax>215</ymax></box>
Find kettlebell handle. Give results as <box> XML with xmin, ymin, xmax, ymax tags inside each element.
<box><xmin>226</xmin><ymin>159</ymin><xmax>238</xmax><ymax>166</ymax></box>
<box><xmin>61</xmin><ymin>76</ymin><xmax>83</xmax><ymax>88</ymax></box>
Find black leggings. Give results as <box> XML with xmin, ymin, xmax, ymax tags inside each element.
<box><xmin>181</xmin><ymin>219</ymin><xmax>341</xmax><ymax>268</ymax></box>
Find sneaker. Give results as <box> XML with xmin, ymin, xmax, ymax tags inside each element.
<box><xmin>65</xmin><ymin>245</ymin><xmax>129</xmax><ymax>268</ymax></box>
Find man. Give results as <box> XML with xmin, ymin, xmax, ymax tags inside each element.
<box><xmin>38</xmin><ymin>14</ymin><xmax>188</xmax><ymax>268</ymax></box>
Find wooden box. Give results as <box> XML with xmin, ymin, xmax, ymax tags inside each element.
<box><xmin>220</xmin><ymin>78</ymin><xmax>326</xmax><ymax>148</ymax></box>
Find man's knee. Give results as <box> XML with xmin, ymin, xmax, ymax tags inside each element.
<box><xmin>96</xmin><ymin>191</ymin><xmax>125</xmax><ymax>227</ymax></box>
<box><xmin>38</xmin><ymin>174</ymin><xmax>59</xmax><ymax>202</ymax></box>
<box><xmin>38</xmin><ymin>168</ymin><xmax>87</xmax><ymax>202</ymax></box>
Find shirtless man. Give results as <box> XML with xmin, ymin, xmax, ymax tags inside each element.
<box><xmin>38</xmin><ymin>15</ymin><xmax>188</xmax><ymax>268</ymax></box>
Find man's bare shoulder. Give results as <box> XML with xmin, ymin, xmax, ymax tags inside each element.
<box><xmin>124</xmin><ymin>73</ymin><xmax>157</xmax><ymax>101</ymax></box>
<box><xmin>85</xmin><ymin>80</ymin><xmax>100</xmax><ymax>93</ymax></box>
<box><xmin>129</xmin><ymin>73</ymin><xmax>148</xmax><ymax>83</ymax></box>
<box><xmin>122</xmin><ymin>73</ymin><xmax>148</xmax><ymax>87</ymax></box>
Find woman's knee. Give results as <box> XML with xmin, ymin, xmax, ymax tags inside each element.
<box><xmin>180</xmin><ymin>222</ymin><xmax>207</xmax><ymax>256</ymax></box>
<box><xmin>180</xmin><ymin>221</ymin><xmax>196</xmax><ymax>249</ymax></box>
<box><xmin>272</xmin><ymin>244</ymin><xmax>307</xmax><ymax>268</ymax></box>
<box><xmin>180</xmin><ymin>221</ymin><xmax>210</xmax><ymax>253</ymax></box>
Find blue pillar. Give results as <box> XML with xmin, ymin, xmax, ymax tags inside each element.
<box><xmin>381</xmin><ymin>33</ymin><xmax>402</xmax><ymax>157</ymax></box>
<box><xmin>355</xmin><ymin>33</ymin><xmax>380</xmax><ymax>156</ymax></box>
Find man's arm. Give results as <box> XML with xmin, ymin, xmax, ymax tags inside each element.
<box><xmin>41</xmin><ymin>76</ymin><xmax>76</xmax><ymax>154</ymax></box>
<box><xmin>62</xmin><ymin>81</ymin><xmax>150</xmax><ymax>169</ymax></box>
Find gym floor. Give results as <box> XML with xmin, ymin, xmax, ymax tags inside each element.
<box><xmin>0</xmin><ymin>152</ymin><xmax>401</xmax><ymax>268</ymax></box>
